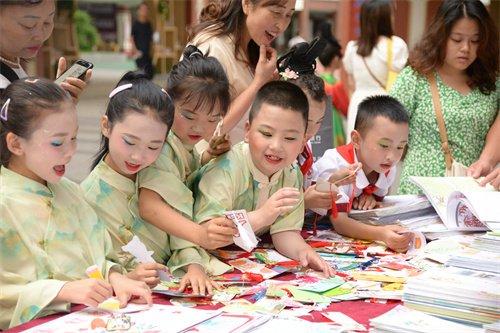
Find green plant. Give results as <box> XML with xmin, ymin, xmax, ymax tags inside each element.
<box><xmin>74</xmin><ymin>9</ymin><xmax>100</xmax><ymax>51</ymax></box>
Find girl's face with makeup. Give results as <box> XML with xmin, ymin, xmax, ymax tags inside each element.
<box><xmin>352</xmin><ymin>115</ymin><xmax>408</xmax><ymax>175</ymax></box>
<box><xmin>172</xmin><ymin>97</ymin><xmax>222</xmax><ymax>147</ymax></box>
<box><xmin>14</xmin><ymin>101</ymin><xmax>78</xmax><ymax>184</ymax></box>
<box><xmin>305</xmin><ymin>95</ymin><xmax>326</xmax><ymax>142</ymax></box>
<box><xmin>102</xmin><ymin>110</ymin><xmax>168</xmax><ymax>180</ymax></box>
<box><xmin>0</xmin><ymin>0</ymin><xmax>55</xmax><ymax>61</ymax></box>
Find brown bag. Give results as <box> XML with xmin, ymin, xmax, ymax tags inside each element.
<box><xmin>428</xmin><ymin>74</ymin><xmax>467</xmax><ymax>176</ymax></box>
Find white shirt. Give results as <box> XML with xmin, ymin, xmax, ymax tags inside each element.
<box><xmin>0</xmin><ymin>65</ymin><xmax>27</xmax><ymax>89</ymax></box>
<box><xmin>342</xmin><ymin>36</ymin><xmax>408</xmax><ymax>134</ymax></box>
<box><xmin>312</xmin><ymin>143</ymin><xmax>397</xmax><ymax>216</ymax></box>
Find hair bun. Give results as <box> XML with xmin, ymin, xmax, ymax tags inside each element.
<box><xmin>277</xmin><ymin>37</ymin><xmax>327</xmax><ymax>76</ymax></box>
<box><xmin>199</xmin><ymin>1</ymin><xmax>223</xmax><ymax>22</ymax></box>
<box><xmin>120</xmin><ymin>70</ymin><xmax>149</xmax><ymax>83</ymax></box>
<box><xmin>182</xmin><ymin>45</ymin><xmax>204</xmax><ymax>59</ymax></box>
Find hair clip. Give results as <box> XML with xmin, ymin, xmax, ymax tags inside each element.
<box><xmin>161</xmin><ymin>88</ymin><xmax>173</xmax><ymax>102</ymax></box>
<box><xmin>279</xmin><ymin>68</ymin><xmax>299</xmax><ymax>81</ymax></box>
<box><xmin>109</xmin><ymin>83</ymin><xmax>133</xmax><ymax>98</ymax></box>
<box><xmin>189</xmin><ymin>50</ymin><xmax>203</xmax><ymax>58</ymax></box>
<box><xmin>0</xmin><ymin>98</ymin><xmax>10</xmax><ymax>122</ymax></box>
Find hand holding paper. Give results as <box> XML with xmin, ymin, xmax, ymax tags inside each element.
<box><xmin>121</xmin><ymin>236</ymin><xmax>173</xmax><ymax>282</ymax></box>
<box><xmin>224</xmin><ymin>210</ymin><xmax>259</xmax><ymax>252</ymax></box>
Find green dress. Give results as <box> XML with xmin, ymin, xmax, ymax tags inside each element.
<box><xmin>193</xmin><ymin>142</ymin><xmax>305</xmax><ymax>235</ymax></box>
<box><xmin>390</xmin><ymin>67</ymin><xmax>498</xmax><ymax>194</ymax></box>
<box><xmin>0</xmin><ymin>167</ymin><xmax>119</xmax><ymax>329</ymax></box>
<box><xmin>137</xmin><ymin>131</ymin><xmax>230</xmax><ymax>275</ymax></box>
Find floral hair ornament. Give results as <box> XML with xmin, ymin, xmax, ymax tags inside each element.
<box><xmin>0</xmin><ymin>98</ymin><xmax>10</xmax><ymax>122</ymax></box>
<box><xmin>279</xmin><ymin>68</ymin><xmax>299</xmax><ymax>81</ymax></box>
<box><xmin>109</xmin><ymin>83</ymin><xmax>133</xmax><ymax>98</ymax></box>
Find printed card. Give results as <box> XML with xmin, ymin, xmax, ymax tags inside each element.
<box><xmin>227</xmin><ymin>258</ymin><xmax>281</xmax><ymax>279</ymax></box>
<box><xmin>225</xmin><ymin>209</ymin><xmax>259</xmax><ymax>252</ymax></box>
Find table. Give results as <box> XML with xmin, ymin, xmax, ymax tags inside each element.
<box><xmin>6</xmin><ymin>294</ymin><xmax>399</xmax><ymax>332</ymax></box>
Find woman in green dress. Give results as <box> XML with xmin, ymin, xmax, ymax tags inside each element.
<box><xmin>390</xmin><ymin>0</ymin><xmax>498</xmax><ymax>194</ymax></box>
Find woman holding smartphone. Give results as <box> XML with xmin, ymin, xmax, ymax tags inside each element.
<box><xmin>0</xmin><ymin>0</ymin><xmax>91</xmax><ymax>101</ymax></box>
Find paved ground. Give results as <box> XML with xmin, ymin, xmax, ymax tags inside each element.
<box><xmin>65</xmin><ymin>52</ymin><xmax>167</xmax><ymax>182</ymax></box>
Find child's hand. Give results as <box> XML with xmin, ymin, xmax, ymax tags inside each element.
<box><xmin>200</xmin><ymin>217</ymin><xmax>238</xmax><ymax>249</ymax></box>
<box><xmin>381</xmin><ymin>225</ymin><xmax>413</xmax><ymax>253</ymax></box>
<box><xmin>254</xmin><ymin>45</ymin><xmax>277</xmax><ymax>88</ymax></box>
<box><xmin>304</xmin><ymin>185</ymin><xmax>339</xmax><ymax>210</ymax></box>
<box><xmin>298</xmin><ymin>248</ymin><xmax>335</xmax><ymax>277</ymax></box>
<box><xmin>127</xmin><ymin>262</ymin><xmax>168</xmax><ymax>288</ymax></box>
<box><xmin>352</xmin><ymin>193</ymin><xmax>378</xmax><ymax>210</ymax></box>
<box><xmin>178</xmin><ymin>264</ymin><xmax>220</xmax><ymax>296</ymax></box>
<box><xmin>207</xmin><ymin>133</ymin><xmax>231</xmax><ymax>156</ymax></box>
<box><xmin>109</xmin><ymin>271</ymin><xmax>152</xmax><ymax>307</ymax></box>
<box><xmin>328</xmin><ymin>163</ymin><xmax>361</xmax><ymax>186</ymax></box>
<box><xmin>261</xmin><ymin>187</ymin><xmax>301</xmax><ymax>222</ymax></box>
<box><xmin>56</xmin><ymin>278</ymin><xmax>113</xmax><ymax>307</ymax></box>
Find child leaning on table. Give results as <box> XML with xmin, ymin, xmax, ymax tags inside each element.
<box><xmin>0</xmin><ymin>78</ymin><xmax>151</xmax><ymax>330</ymax></box>
<box><xmin>193</xmin><ymin>81</ymin><xmax>335</xmax><ymax>276</ymax></box>
<box><xmin>313</xmin><ymin>95</ymin><xmax>413</xmax><ymax>252</ymax></box>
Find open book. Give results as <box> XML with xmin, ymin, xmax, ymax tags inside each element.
<box><xmin>410</xmin><ymin>176</ymin><xmax>499</xmax><ymax>231</ymax></box>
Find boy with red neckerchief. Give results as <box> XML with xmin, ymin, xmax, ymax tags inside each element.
<box><xmin>313</xmin><ymin>95</ymin><xmax>413</xmax><ymax>252</ymax></box>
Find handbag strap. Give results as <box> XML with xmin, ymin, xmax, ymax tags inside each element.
<box><xmin>428</xmin><ymin>73</ymin><xmax>453</xmax><ymax>170</ymax></box>
<box><xmin>362</xmin><ymin>57</ymin><xmax>385</xmax><ymax>90</ymax></box>
<box><xmin>387</xmin><ymin>36</ymin><xmax>393</xmax><ymax>73</ymax></box>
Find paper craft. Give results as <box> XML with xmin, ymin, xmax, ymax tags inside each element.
<box><xmin>251</xmin><ymin>317</ymin><xmax>346</xmax><ymax>333</ymax></box>
<box><xmin>288</xmin><ymin>286</ymin><xmax>331</xmax><ymax>304</ymax></box>
<box><xmin>298</xmin><ymin>277</ymin><xmax>345</xmax><ymax>293</ymax></box>
<box><xmin>24</xmin><ymin>305</ymin><xmax>221</xmax><ymax>333</ymax></box>
<box><xmin>321</xmin><ymin>312</ymin><xmax>366</xmax><ymax>331</ymax></box>
<box><xmin>370</xmin><ymin>305</ymin><xmax>484</xmax><ymax>333</ymax></box>
<box><xmin>210</xmin><ymin>249</ymin><xmax>252</xmax><ymax>260</ymax></box>
<box><xmin>224</xmin><ymin>209</ymin><xmax>259</xmax><ymax>252</ymax></box>
<box><xmin>153</xmin><ymin>281</ymin><xmax>210</xmax><ymax>298</ymax></box>
<box><xmin>182</xmin><ymin>313</ymin><xmax>272</xmax><ymax>333</ymax></box>
<box><xmin>403</xmin><ymin>231</ymin><xmax>427</xmax><ymax>254</ymax></box>
<box><xmin>121</xmin><ymin>235</ymin><xmax>173</xmax><ymax>281</ymax></box>
<box><xmin>253</xmin><ymin>248</ymin><xmax>294</xmax><ymax>265</ymax></box>
<box><xmin>228</xmin><ymin>258</ymin><xmax>282</xmax><ymax>279</ymax></box>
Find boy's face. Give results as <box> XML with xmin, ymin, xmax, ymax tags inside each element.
<box><xmin>352</xmin><ymin>115</ymin><xmax>408</xmax><ymax>175</ymax></box>
<box><xmin>245</xmin><ymin>102</ymin><xmax>306</xmax><ymax>177</ymax></box>
<box><xmin>305</xmin><ymin>96</ymin><xmax>326</xmax><ymax>142</ymax></box>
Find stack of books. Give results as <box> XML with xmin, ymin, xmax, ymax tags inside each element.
<box><xmin>470</xmin><ymin>232</ymin><xmax>500</xmax><ymax>253</ymax></box>
<box><xmin>348</xmin><ymin>195</ymin><xmax>439</xmax><ymax>230</ymax></box>
<box><xmin>369</xmin><ymin>305</ymin><xmax>483</xmax><ymax>332</ymax></box>
<box><xmin>403</xmin><ymin>267</ymin><xmax>500</xmax><ymax>326</ymax></box>
<box><xmin>446</xmin><ymin>247</ymin><xmax>500</xmax><ymax>273</ymax></box>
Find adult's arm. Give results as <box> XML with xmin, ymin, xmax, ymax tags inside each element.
<box><xmin>468</xmin><ymin>113</ymin><xmax>500</xmax><ymax>177</ymax></box>
<box><xmin>222</xmin><ymin>45</ymin><xmax>277</xmax><ymax>133</ymax></box>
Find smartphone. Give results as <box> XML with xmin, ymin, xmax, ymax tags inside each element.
<box><xmin>55</xmin><ymin>59</ymin><xmax>93</xmax><ymax>84</ymax></box>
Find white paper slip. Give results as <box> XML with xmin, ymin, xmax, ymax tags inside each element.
<box><xmin>122</xmin><ymin>235</ymin><xmax>174</xmax><ymax>281</ymax></box>
<box><xmin>321</xmin><ymin>311</ymin><xmax>367</xmax><ymax>331</ymax></box>
<box><xmin>225</xmin><ymin>209</ymin><xmax>259</xmax><ymax>252</ymax></box>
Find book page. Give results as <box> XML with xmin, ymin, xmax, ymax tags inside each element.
<box><xmin>410</xmin><ymin>177</ymin><xmax>494</xmax><ymax>229</ymax></box>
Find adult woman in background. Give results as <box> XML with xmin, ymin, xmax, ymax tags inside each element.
<box><xmin>188</xmin><ymin>0</ymin><xmax>295</xmax><ymax>143</ymax></box>
<box><xmin>0</xmin><ymin>0</ymin><xmax>90</xmax><ymax>99</ymax></box>
<box><xmin>342</xmin><ymin>0</ymin><xmax>408</xmax><ymax>134</ymax></box>
<box><xmin>390</xmin><ymin>0</ymin><xmax>498</xmax><ymax>194</ymax></box>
